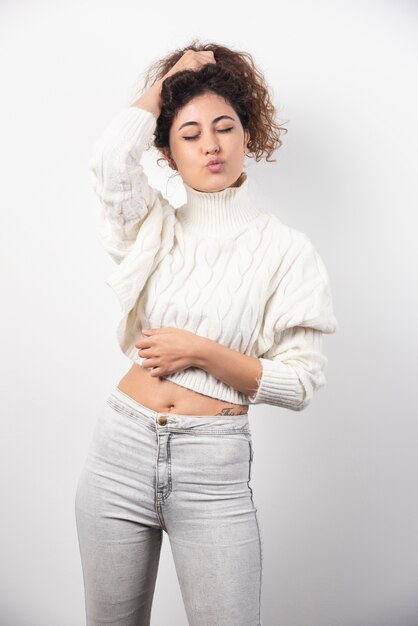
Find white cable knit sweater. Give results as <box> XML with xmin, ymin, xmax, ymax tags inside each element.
<box><xmin>89</xmin><ymin>106</ymin><xmax>338</xmax><ymax>409</ymax></box>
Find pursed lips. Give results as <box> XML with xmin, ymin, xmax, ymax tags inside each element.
<box><xmin>206</xmin><ymin>159</ymin><xmax>224</xmax><ymax>167</ymax></box>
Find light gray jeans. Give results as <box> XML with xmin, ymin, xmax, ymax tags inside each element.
<box><xmin>75</xmin><ymin>386</ymin><xmax>263</xmax><ymax>625</ymax></box>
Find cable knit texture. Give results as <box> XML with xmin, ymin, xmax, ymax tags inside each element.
<box><xmin>88</xmin><ymin>106</ymin><xmax>338</xmax><ymax>409</ymax></box>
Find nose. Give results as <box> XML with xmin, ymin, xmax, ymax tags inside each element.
<box><xmin>205</xmin><ymin>144</ymin><xmax>219</xmax><ymax>155</ymax></box>
<box><xmin>202</xmin><ymin>133</ymin><xmax>220</xmax><ymax>155</ymax></box>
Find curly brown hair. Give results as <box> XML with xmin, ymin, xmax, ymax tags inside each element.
<box><xmin>132</xmin><ymin>39</ymin><xmax>288</xmax><ymax>166</ymax></box>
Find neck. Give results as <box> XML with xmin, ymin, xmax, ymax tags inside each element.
<box><xmin>177</xmin><ymin>172</ymin><xmax>263</xmax><ymax>235</ymax></box>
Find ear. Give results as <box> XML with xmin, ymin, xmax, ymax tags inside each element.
<box><xmin>161</xmin><ymin>147</ymin><xmax>177</xmax><ymax>170</ymax></box>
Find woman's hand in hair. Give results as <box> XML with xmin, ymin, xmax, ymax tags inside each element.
<box><xmin>131</xmin><ymin>50</ymin><xmax>217</xmax><ymax>116</ymax></box>
<box><xmin>163</xmin><ymin>49</ymin><xmax>216</xmax><ymax>80</ymax></box>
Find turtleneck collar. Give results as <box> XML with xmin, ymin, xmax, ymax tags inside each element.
<box><xmin>176</xmin><ymin>172</ymin><xmax>264</xmax><ymax>235</ymax></box>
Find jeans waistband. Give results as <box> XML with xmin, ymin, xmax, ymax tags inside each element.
<box><xmin>109</xmin><ymin>386</ymin><xmax>251</xmax><ymax>433</ymax></box>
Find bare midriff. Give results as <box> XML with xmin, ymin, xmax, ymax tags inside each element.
<box><xmin>117</xmin><ymin>363</ymin><xmax>249</xmax><ymax>416</ymax></box>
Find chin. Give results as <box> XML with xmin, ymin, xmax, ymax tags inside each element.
<box><xmin>189</xmin><ymin>179</ymin><xmax>226</xmax><ymax>193</ymax></box>
<box><xmin>205</xmin><ymin>174</ymin><xmax>240</xmax><ymax>192</ymax></box>
<box><xmin>186</xmin><ymin>170</ymin><xmax>242</xmax><ymax>193</ymax></box>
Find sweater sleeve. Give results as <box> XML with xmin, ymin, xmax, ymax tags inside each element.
<box><xmin>88</xmin><ymin>106</ymin><xmax>175</xmax><ymax>264</ymax></box>
<box><xmin>248</xmin><ymin>234</ymin><xmax>338</xmax><ymax>410</ymax></box>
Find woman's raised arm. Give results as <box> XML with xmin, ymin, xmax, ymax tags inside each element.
<box><xmin>88</xmin><ymin>79</ymin><xmax>173</xmax><ymax>264</ymax></box>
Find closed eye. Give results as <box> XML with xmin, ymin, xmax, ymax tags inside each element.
<box><xmin>183</xmin><ymin>128</ymin><xmax>234</xmax><ymax>141</ymax></box>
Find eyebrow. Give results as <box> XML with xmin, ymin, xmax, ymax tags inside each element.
<box><xmin>177</xmin><ymin>115</ymin><xmax>235</xmax><ymax>131</ymax></box>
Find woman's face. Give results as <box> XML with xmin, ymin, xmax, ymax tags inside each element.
<box><xmin>165</xmin><ymin>91</ymin><xmax>250</xmax><ymax>192</ymax></box>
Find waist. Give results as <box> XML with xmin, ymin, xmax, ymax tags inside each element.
<box><xmin>118</xmin><ymin>363</ymin><xmax>249</xmax><ymax>416</ymax></box>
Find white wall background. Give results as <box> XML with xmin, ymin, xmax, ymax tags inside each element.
<box><xmin>1</xmin><ymin>1</ymin><xmax>417</xmax><ymax>624</ymax></box>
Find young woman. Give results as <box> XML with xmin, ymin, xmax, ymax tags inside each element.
<box><xmin>75</xmin><ymin>41</ymin><xmax>338</xmax><ymax>626</ymax></box>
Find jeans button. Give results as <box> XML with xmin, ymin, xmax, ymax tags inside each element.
<box><xmin>157</xmin><ymin>415</ymin><xmax>167</xmax><ymax>425</ymax></box>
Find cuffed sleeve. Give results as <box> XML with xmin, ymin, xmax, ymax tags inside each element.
<box><xmin>248</xmin><ymin>233</ymin><xmax>338</xmax><ymax>409</ymax></box>
<box><xmin>248</xmin><ymin>327</ymin><xmax>328</xmax><ymax>410</ymax></box>
<box><xmin>89</xmin><ymin>106</ymin><xmax>175</xmax><ymax>264</ymax></box>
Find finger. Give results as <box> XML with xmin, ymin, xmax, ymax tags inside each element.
<box><xmin>199</xmin><ymin>54</ymin><xmax>215</xmax><ymax>65</ymax></box>
<box><xmin>142</xmin><ymin>357</ymin><xmax>159</xmax><ymax>368</ymax></box>
<box><xmin>139</xmin><ymin>346</ymin><xmax>155</xmax><ymax>355</ymax></box>
<box><xmin>135</xmin><ymin>341</ymin><xmax>151</xmax><ymax>349</ymax></box>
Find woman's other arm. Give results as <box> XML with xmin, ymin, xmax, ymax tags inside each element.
<box><xmin>192</xmin><ymin>338</ymin><xmax>263</xmax><ymax>400</ymax></box>
<box><xmin>191</xmin><ymin>329</ymin><xmax>319</xmax><ymax>410</ymax></box>
<box><xmin>193</xmin><ymin>234</ymin><xmax>338</xmax><ymax>410</ymax></box>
